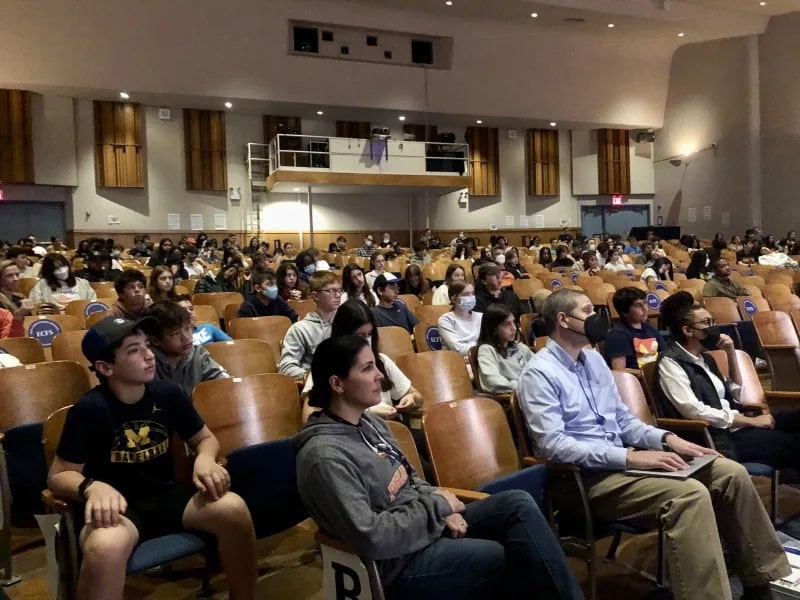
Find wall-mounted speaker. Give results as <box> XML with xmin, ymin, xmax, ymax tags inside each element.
<box><xmin>411</xmin><ymin>39</ymin><xmax>434</xmax><ymax>65</ymax></box>
<box><xmin>293</xmin><ymin>26</ymin><xmax>319</xmax><ymax>54</ymax></box>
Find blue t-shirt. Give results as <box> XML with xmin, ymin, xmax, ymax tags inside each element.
<box><xmin>603</xmin><ymin>322</ymin><xmax>665</xmax><ymax>370</ymax></box>
<box><xmin>193</xmin><ymin>323</ymin><xmax>232</xmax><ymax>346</ymax></box>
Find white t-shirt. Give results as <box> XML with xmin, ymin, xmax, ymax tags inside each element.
<box><xmin>340</xmin><ymin>290</ymin><xmax>379</xmax><ymax>305</ymax></box>
<box><xmin>437</xmin><ymin>311</ymin><xmax>482</xmax><ymax>355</ymax></box>
<box><xmin>432</xmin><ymin>284</ymin><xmax>450</xmax><ymax>306</ymax></box>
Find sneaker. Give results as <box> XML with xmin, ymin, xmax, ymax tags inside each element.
<box><xmin>756</xmin><ymin>358</ymin><xmax>768</xmax><ymax>370</ymax></box>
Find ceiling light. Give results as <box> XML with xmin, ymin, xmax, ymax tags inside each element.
<box><xmin>293</xmin><ymin>187</ymin><xmax>301</xmax><ymax>192</ymax></box>
<box><xmin>678</xmin><ymin>32</ymin><xmax>685</xmax><ymax>37</ymax></box>
<box><xmin>531</xmin><ymin>12</ymin><xmax>538</xmax><ymax>18</ymax></box>
<box><xmin>445</xmin><ymin>1</ymin><xmax>452</xmax><ymax>5</ymax></box>
<box><xmin>224</xmin><ymin>102</ymin><xmax>233</xmax><ymax>109</ymax></box>
<box><xmin>608</xmin><ymin>23</ymin><xmax>615</xmax><ymax>28</ymax></box>
<box><xmin>760</xmin><ymin>1</ymin><xmax>767</xmax><ymax>5</ymax></box>
<box><xmin>119</xmin><ymin>92</ymin><xmax>129</xmax><ymax>99</ymax></box>
<box><xmin>316</xmin><ymin>110</ymin><xmax>324</xmax><ymax>115</ymax></box>
<box><xmin>476</xmin><ymin>120</ymin><xmax>483</xmax><ymax>124</ymax></box>
<box><xmin>550</xmin><ymin>122</ymin><xmax>557</xmax><ymax>127</ymax></box>
<box><xmin>398</xmin><ymin>116</ymin><xmax>406</xmax><ymax>121</ymax></box>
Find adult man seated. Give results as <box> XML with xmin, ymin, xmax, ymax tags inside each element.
<box><xmin>108</xmin><ymin>270</ymin><xmax>153</xmax><ymax>320</ymax></box>
<box><xmin>371</xmin><ymin>273</ymin><xmax>420</xmax><ymax>333</ymax></box>
<box><xmin>702</xmin><ymin>258</ymin><xmax>751</xmax><ymax>300</ymax></box>
<box><xmin>355</xmin><ymin>235</ymin><xmax>376</xmax><ymax>258</ymax></box>
<box><xmin>47</xmin><ymin>316</ymin><xmax>257</xmax><ymax>600</ymax></box>
<box><xmin>172</xmin><ymin>295</ymin><xmax>231</xmax><ymax>346</ymax></box>
<box><xmin>146</xmin><ymin>301</ymin><xmax>228</xmax><ymax>395</ymax></box>
<box><xmin>604</xmin><ymin>287</ymin><xmax>665</xmax><ymax>371</ymax></box>
<box><xmin>518</xmin><ymin>288</ymin><xmax>789</xmax><ymax>600</ymax></box>
<box><xmin>278</xmin><ymin>271</ymin><xmax>341</xmax><ymax>380</ymax></box>
<box><xmin>473</xmin><ymin>264</ymin><xmax>523</xmax><ymax>319</ymax></box>
<box><xmin>236</xmin><ymin>268</ymin><xmax>297</xmax><ymax>321</ymax></box>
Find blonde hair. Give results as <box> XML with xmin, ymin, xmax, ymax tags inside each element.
<box><xmin>309</xmin><ymin>270</ymin><xmax>340</xmax><ymax>292</ymax></box>
<box><xmin>0</xmin><ymin>260</ymin><xmax>20</xmax><ymax>312</ymax></box>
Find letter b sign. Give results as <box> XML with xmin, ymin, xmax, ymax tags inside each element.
<box><xmin>320</xmin><ymin>542</ymin><xmax>374</xmax><ymax>600</ymax></box>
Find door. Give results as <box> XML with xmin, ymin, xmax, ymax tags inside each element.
<box><xmin>580</xmin><ymin>207</ymin><xmax>605</xmax><ymax>238</ymax></box>
<box><xmin>581</xmin><ymin>205</ymin><xmax>650</xmax><ymax>238</ymax></box>
<box><xmin>0</xmin><ymin>202</ymin><xmax>66</xmax><ymax>242</ymax></box>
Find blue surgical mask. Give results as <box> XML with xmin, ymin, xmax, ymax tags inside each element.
<box><xmin>262</xmin><ymin>285</ymin><xmax>278</xmax><ymax>300</ymax></box>
<box><xmin>304</xmin><ymin>264</ymin><xmax>317</xmax><ymax>275</ymax></box>
<box><xmin>459</xmin><ymin>296</ymin><xmax>477</xmax><ymax>311</ymax></box>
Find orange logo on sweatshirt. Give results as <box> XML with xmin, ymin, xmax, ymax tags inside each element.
<box><xmin>387</xmin><ymin>465</ymin><xmax>409</xmax><ymax>502</ymax></box>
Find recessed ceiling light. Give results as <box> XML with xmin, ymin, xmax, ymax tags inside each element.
<box><xmin>531</xmin><ymin>12</ymin><xmax>538</xmax><ymax>18</ymax></box>
<box><xmin>760</xmin><ymin>1</ymin><xmax>767</xmax><ymax>5</ymax></box>
<box><xmin>550</xmin><ymin>122</ymin><xmax>557</xmax><ymax>127</ymax></box>
<box><xmin>398</xmin><ymin>116</ymin><xmax>406</xmax><ymax>121</ymax></box>
<box><xmin>224</xmin><ymin>102</ymin><xmax>233</xmax><ymax>109</ymax></box>
<box><xmin>678</xmin><ymin>32</ymin><xmax>685</xmax><ymax>37</ymax></box>
<box><xmin>119</xmin><ymin>92</ymin><xmax>129</xmax><ymax>99</ymax></box>
<box><xmin>608</xmin><ymin>23</ymin><xmax>615</xmax><ymax>28</ymax></box>
<box><xmin>476</xmin><ymin>120</ymin><xmax>483</xmax><ymax>124</ymax></box>
<box><xmin>445</xmin><ymin>1</ymin><xmax>452</xmax><ymax>5</ymax></box>
<box><xmin>316</xmin><ymin>110</ymin><xmax>324</xmax><ymax>115</ymax></box>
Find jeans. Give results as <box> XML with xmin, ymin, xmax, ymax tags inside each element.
<box><xmin>386</xmin><ymin>490</ymin><xmax>583</xmax><ymax>600</ymax></box>
<box><xmin>732</xmin><ymin>410</ymin><xmax>800</xmax><ymax>469</ymax></box>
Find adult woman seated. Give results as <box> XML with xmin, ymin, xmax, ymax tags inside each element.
<box><xmin>437</xmin><ymin>281</ymin><xmax>482</xmax><ymax>356</ymax></box>
<box><xmin>294</xmin><ymin>335</ymin><xmax>583</xmax><ymax>600</ymax></box>
<box><xmin>341</xmin><ymin>263</ymin><xmax>378</xmax><ymax>307</ymax></box>
<box><xmin>432</xmin><ymin>264</ymin><xmax>466</xmax><ymax>306</ymax></box>
<box><xmin>684</xmin><ymin>250</ymin><xmax>710</xmax><ymax>280</ymax></box>
<box><xmin>476</xmin><ymin>304</ymin><xmax>533</xmax><ymax>394</ymax></box>
<box><xmin>29</xmin><ymin>253</ymin><xmax>96</xmax><ymax>313</ymax></box>
<box><xmin>654</xmin><ymin>292</ymin><xmax>800</xmax><ymax>472</ymax></box>
<box><xmin>640</xmin><ymin>256</ymin><xmax>673</xmax><ymax>284</ymax></box>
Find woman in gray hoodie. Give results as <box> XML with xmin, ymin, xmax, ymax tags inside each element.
<box><xmin>294</xmin><ymin>335</ymin><xmax>582</xmax><ymax>600</ymax></box>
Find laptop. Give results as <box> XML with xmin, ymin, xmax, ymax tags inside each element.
<box><xmin>625</xmin><ymin>453</ymin><xmax>717</xmax><ymax>480</ymax></box>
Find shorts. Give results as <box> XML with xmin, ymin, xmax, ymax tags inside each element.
<box><xmin>123</xmin><ymin>483</ymin><xmax>198</xmax><ymax>542</ymax></box>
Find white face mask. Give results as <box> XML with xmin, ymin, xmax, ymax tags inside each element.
<box><xmin>495</xmin><ymin>254</ymin><xmax>506</xmax><ymax>265</ymax></box>
<box><xmin>53</xmin><ymin>266</ymin><xmax>69</xmax><ymax>281</ymax></box>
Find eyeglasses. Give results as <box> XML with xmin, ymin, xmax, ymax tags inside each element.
<box><xmin>692</xmin><ymin>318</ymin><xmax>716</xmax><ymax>327</ymax></box>
<box><xmin>318</xmin><ymin>288</ymin><xmax>343</xmax><ymax>297</ymax></box>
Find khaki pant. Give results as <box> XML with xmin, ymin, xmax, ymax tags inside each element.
<box><xmin>561</xmin><ymin>458</ymin><xmax>790</xmax><ymax>600</ymax></box>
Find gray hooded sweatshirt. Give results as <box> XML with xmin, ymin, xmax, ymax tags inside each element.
<box><xmin>152</xmin><ymin>345</ymin><xmax>228</xmax><ymax>396</ymax></box>
<box><xmin>293</xmin><ymin>412</ymin><xmax>453</xmax><ymax>586</ymax></box>
<box><xmin>278</xmin><ymin>311</ymin><xmax>332</xmax><ymax>379</ymax></box>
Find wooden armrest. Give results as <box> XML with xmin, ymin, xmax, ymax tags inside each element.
<box><xmin>522</xmin><ymin>456</ymin><xmax>546</xmax><ymax>467</ymax></box>
<box><xmin>443</xmin><ymin>487</ymin><xmax>488</xmax><ymax>503</ymax></box>
<box><xmin>762</xmin><ymin>344</ymin><xmax>797</xmax><ymax>350</ymax></box>
<box><xmin>315</xmin><ymin>530</ymin><xmax>358</xmax><ymax>554</ymax></box>
<box><xmin>41</xmin><ymin>490</ymin><xmax>71</xmax><ymax>513</ymax></box>
<box><xmin>740</xmin><ymin>403</ymin><xmax>768</xmax><ymax>415</ymax></box>
<box><xmin>295</xmin><ymin>380</ymin><xmax>304</xmax><ymax>393</ymax></box>
<box><xmin>765</xmin><ymin>391</ymin><xmax>800</xmax><ymax>400</ymax></box>
<box><xmin>492</xmin><ymin>393</ymin><xmax>512</xmax><ymax>406</ymax></box>
<box><xmin>656</xmin><ymin>418</ymin><xmax>710</xmax><ymax>432</ymax></box>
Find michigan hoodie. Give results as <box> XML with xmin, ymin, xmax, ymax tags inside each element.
<box><xmin>293</xmin><ymin>412</ymin><xmax>452</xmax><ymax>586</ymax></box>
<box><xmin>277</xmin><ymin>311</ymin><xmax>332</xmax><ymax>379</ymax></box>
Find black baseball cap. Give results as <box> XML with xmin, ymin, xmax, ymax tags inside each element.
<box><xmin>82</xmin><ymin>316</ymin><xmax>157</xmax><ymax>365</ymax></box>
<box><xmin>372</xmin><ymin>273</ymin><xmax>399</xmax><ymax>292</ymax></box>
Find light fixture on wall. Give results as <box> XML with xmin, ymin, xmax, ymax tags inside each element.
<box><xmin>224</xmin><ymin>102</ymin><xmax>233</xmax><ymax>109</ymax></box>
<box><xmin>655</xmin><ymin>142</ymin><xmax>718</xmax><ymax>167</ymax></box>
<box><xmin>119</xmin><ymin>92</ymin><xmax>130</xmax><ymax>99</ymax></box>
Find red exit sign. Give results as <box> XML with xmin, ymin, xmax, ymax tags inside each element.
<box><xmin>612</xmin><ymin>195</ymin><xmax>623</xmax><ymax>206</ymax></box>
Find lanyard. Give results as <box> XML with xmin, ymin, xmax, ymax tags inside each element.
<box><xmin>323</xmin><ymin>410</ymin><xmax>414</xmax><ymax>474</ymax></box>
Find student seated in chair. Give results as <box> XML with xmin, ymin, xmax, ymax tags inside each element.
<box><xmin>172</xmin><ymin>294</ymin><xmax>231</xmax><ymax>346</ymax></box>
<box><xmin>604</xmin><ymin>287</ymin><xmax>665</xmax><ymax>371</ymax></box>
<box><xmin>518</xmin><ymin>289</ymin><xmax>789</xmax><ymax>600</ymax></box>
<box><xmin>47</xmin><ymin>316</ymin><xmax>257</xmax><ymax>600</ymax></box>
<box><xmin>371</xmin><ymin>273</ymin><xmax>420</xmax><ymax>334</ymax></box>
<box><xmin>146</xmin><ymin>301</ymin><xmax>228</xmax><ymax>395</ymax></box>
<box><xmin>294</xmin><ymin>335</ymin><xmax>583</xmax><ymax>600</ymax></box>
<box><xmin>109</xmin><ymin>269</ymin><xmax>153</xmax><ymax>320</ymax></box>
<box><xmin>235</xmin><ymin>268</ymin><xmax>298</xmax><ymax>322</ymax></box>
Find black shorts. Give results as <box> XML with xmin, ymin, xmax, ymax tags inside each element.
<box><xmin>123</xmin><ymin>483</ymin><xmax>197</xmax><ymax>542</ymax></box>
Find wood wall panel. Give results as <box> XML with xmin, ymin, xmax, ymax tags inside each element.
<box><xmin>466</xmin><ymin>127</ymin><xmax>500</xmax><ymax>196</ymax></box>
<box><xmin>597</xmin><ymin>128</ymin><xmax>631</xmax><ymax>195</ymax></box>
<box><xmin>94</xmin><ymin>101</ymin><xmax>144</xmax><ymax>188</ymax></box>
<box><xmin>335</xmin><ymin>121</ymin><xmax>371</xmax><ymax>139</ymax></box>
<box><xmin>0</xmin><ymin>89</ymin><xmax>34</xmax><ymax>184</ymax></box>
<box><xmin>263</xmin><ymin>115</ymin><xmax>302</xmax><ymax>167</ymax></box>
<box><xmin>184</xmin><ymin>109</ymin><xmax>227</xmax><ymax>192</ymax></box>
<box><xmin>526</xmin><ymin>129</ymin><xmax>559</xmax><ymax>196</ymax></box>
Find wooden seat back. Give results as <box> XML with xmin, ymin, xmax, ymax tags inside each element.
<box><xmin>612</xmin><ymin>370</ymin><xmax>656</xmax><ymax>427</ymax></box>
<box><xmin>43</xmin><ymin>406</ymin><xmax>72</xmax><ymax>467</ymax></box>
<box><xmin>89</xmin><ymin>281</ymin><xmax>116</xmax><ymax>297</ymax></box>
<box><xmin>204</xmin><ymin>339</ymin><xmax>277</xmax><ymax>377</ymax></box>
<box><xmin>706</xmin><ymin>349</ymin><xmax>766</xmax><ymax>409</ymax></box>
<box><xmin>385</xmin><ymin>420</ymin><xmax>425</xmax><ymax>477</ymax></box>
<box><xmin>52</xmin><ymin>330</ymin><xmax>98</xmax><ymax>386</ymax></box>
<box><xmin>228</xmin><ymin>316</ymin><xmax>292</xmax><ymax>362</ymax></box>
<box><xmin>394</xmin><ymin>350</ymin><xmax>473</xmax><ymax>410</ymax></box>
<box><xmin>397</xmin><ymin>294</ymin><xmax>422</xmax><ymax>310</ymax></box>
<box><xmin>752</xmin><ymin>311</ymin><xmax>800</xmax><ymax>391</ymax></box>
<box><xmin>192</xmin><ymin>304</ymin><xmax>219</xmax><ymax>326</ymax></box>
<box><xmin>18</xmin><ymin>278</ymin><xmax>38</xmax><ymax>298</ymax></box>
<box><xmin>64</xmin><ymin>299</ymin><xmax>113</xmax><ymax>328</ymax></box>
<box><xmin>413</xmin><ymin>305</ymin><xmax>451</xmax><ymax>328</ymax></box>
<box><xmin>376</xmin><ymin>326</ymin><xmax>415</xmax><ymax>361</ymax></box>
<box><xmin>737</xmin><ymin>296</ymin><xmax>770</xmax><ymax>321</ymax></box>
<box><xmin>703</xmin><ymin>297</ymin><xmax>741</xmax><ymax>325</ymax></box>
<box><xmin>192</xmin><ymin>292</ymin><xmax>245</xmax><ymax>318</ymax></box>
<box><xmin>0</xmin><ymin>337</ymin><xmax>46</xmax><ymax>364</ymax></box>
<box><xmin>222</xmin><ymin>302</ymin><xmax>242</xmax><ymax>330</ymax></box>
<box><xmin>288</xmin><ymin>299</ymin><xmax>316</xmax><ymax>321</ymax></box>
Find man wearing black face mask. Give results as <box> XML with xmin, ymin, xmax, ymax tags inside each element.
<box><xmin>518</xmin><ymin>289</ymin><xmax>789</xmax><ymax>600</ymax></box>
<box><xmin>655</xmin><ymin>292</ymin><xmax>800</xmax><ymax>489</ymax></box>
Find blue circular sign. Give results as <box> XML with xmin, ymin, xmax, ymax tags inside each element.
<box><xmin>742</xmin><ymin>299</ymin><xmax>758</xmax><ymax>316</ymax></box>
<box><xmin>655</xmin><ymin>282</ymin><xmax>668</xmax><ymax>292</ymax></box>
<box><xmin>626</xmin><ymin>271</ymin><xmax>634</xmax><ymax>280</ymax></box>
<box><xmin>551</xmin><ymin>279</ymin><xmax>563</xmax><ymax>289</ymax></box>
<box><xmin>425</xmin><ymin>326</ymin><xmax>443</xmax><ymax>351</ymax></box>
<box><xmin>557</xmin><ymin>268</ymin><xmax>566</xmax><ymax>275</ymax></box>
<box><xmin>84</xmin><ymin>301</ymin><xmax>109</xmax><ymax>317</ymax></box>
<box><xmin>570</xmin><ymin>272</ymin><xmax>579</xmax><ymax>284</ymax></box>
<box><xmin>646</xmin><ymin>293</ymin><xmax>661</xmax><ymax>310</ymax></box>
<box><xmin>27</xmin><ymin>319</ymin><xmax>62</xmax><ymax>348</ymax></box>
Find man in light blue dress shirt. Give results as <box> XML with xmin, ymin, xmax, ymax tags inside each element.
<box><xmin>517</xmin><ymin>289</ymin><xmax>789</xmax><ymax>600</ymax></box>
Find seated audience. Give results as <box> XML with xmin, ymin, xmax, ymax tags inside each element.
<box><xmin>379</xmin><ymin>232</ymin><xmax>393</xmax><ymax>248</ymax></box>
<box><xmin>278</xmin><ymin>271</ymin><xmax>341</xmax><ymax>380</ymax></box>
<box><xmin>437</xmin><ymin>281</ymin><xmax>482</xmax><ymax>356</ymax></box>
<box><xmin>294</xmin><ymin>335</ymin><xmax>583</xmax><ymax>600</ymax></box>
<box><xmin>728</xmin><ymin>235</ymin><xmax>744</xmax><ymax>253</ymax></box>
<box><xmin>295</xmin><ymin>252</ymin><xmax>317</xmax><ymax>283</ymax></box>
<box><xmin>7</xmin><ymin>246</ymin><xmax>41</xmax><ymax>278</ymax></box>
<box><xmin>355</xmin><ymin>235</ymin><xmax>376</xmax><ymax>258</ymax></box>
<box><xmin>572</xmin><ymin>250</ymin><xmax>600</xmax><ymax>275</ymax></box>
<box><xmin>0</xmin><ymin>259</ymin><xmax>34</xmax><ymax>336</ymax></box>
<box><xmin>194</xmin><ymin>263</ymin><xmax>243</xmax><ymax>294</ymax></box>
<box><xmin>453</xmin><ymin>243</ymin><xmax>473</xmax><ymax>262</ymax></box>
<box><xmin>146</xmin><ymin>237</ymin><xmax>173</xmax><ymax>267</ymax></box>
<box><xmin>307</xmin><ymin>247</ymin><xmax>331</xmax><ymax>272</ymax></box>
<box><xmin>409</xmin><ymin>241</ymin><xmax>432</xmax><ymax>267</ymax></box>
<box><xmin>518</xmin><ymin>289</ymin><xmax>790</xmax><ymax>600</ymax></box>
<box><xmin>604</xmin><ymin>287</ymin><xmax>665</xmax><ymax>370</ymax></box>
<box><xmin>779</xmin><ymin>231</ymin><xmax>798</xmax><ymax>255</ymax></box>
<box><xmin>340</xmin><ymin>263</ymin><xmax>378</xmax><ymax>307</ymax></box>
<box><xmin>172</xmin><ymin>294</ymin><xmax>231</xmax><ymax>346</ymax></box>
<box><xmin>504</xmin><ymin>249</ymin><xmax>528</xmax><ymax>279</ymax></box>
<box><xmin>75</xmin><ymin>251</ymin><xmax>119</xmax><ymax>283</ymax></box>
<box><xmin>332</xmin><ymin>235</ymin><xmax>347</xmax><ymax>253</ymax></box>
<box><xmin>474</xmin><ymin>264</ymin><xmax>523</xmax><ymax>319</ymax></box>
<box><xmin>235</xmin><ymin>268</ymin><xmax>298</xmax><ymax>321</ymax></box>
<box><xmin>528</xmin><ymin>236</ymin><xmax>542</xmax><ymax>252</ymax></box>
<box><xmin>47</xmin><ymin>316</ymin><xmax>256</xmax><ymax>600</ymax></box>
<box><xmin>736</xmin><ymin>239</ymin><xmax>759</xmax><ymax>265</ymax></box>
<box><xmin>372</xmin><ymin>274</ymin><xmax>420</xmax><ymax>334</ymax></box>
<box><xmin>655</xmin><ymin>292</ymin><xmax>800</xmax><ymax>473</ymax></box>
<box><xmin>128</xmin><ymin>234</ymin><xmax>152</xmax><ymax>258</ymax></box>
<box><xmin>148</xmin><ymin>265</ymin><xmax>177</xmax><ymax>303</ymax></box>
<box><xmin>538</xmin><ymin>246</ymin><xmax>553</xmax><ymax>266</ymax></box>
<box><xmin>432</xmin><ymin>264</ymin><xmax>466</xmax><ymax>306</ymax></box>
<box><xmin>109</xmin><ymin>270</ymin><xmax>153</xmax><ymax>320</ymax></box>
<box><xmin>46</xmin><ymin>236</ymin><xmax>70</xmax><ymax>253</ymax></box>
<box><xmin>477</xmin><ymin>304</ymin><xmax>533</xmax><ymax>394</ymax></box>
<box><xmin>684</xmin><ymin>250</ymin><xmax>710</xmax><ymax>280</ymax></box>
<box><xmin>603</xmin><ymin>248</ymin><xmax>633</xmax><ymax>273</ymax></box>
<box><xmin>365</xmin><ymin>252</ymin><xmax>387</xmax><ymax>290</ymax></box>
<box><xmin>276</xmin><ymin>262</ymin><xmax>309</xmax><ymax>301</ymax></box>
<box><xmin>146</xmin><ymin>301</ymin><xmax>228</xmax><ymax>394</ymax></box>
<box><xmin>301</xmin><ymin>299</ymin><xmax>422</xmax><ymax>422</ymax></box>
<box><xmin>245</xmin><ymin>236</ymin><xmax>260</xmax><ymax>256</ymax></box>
<box><xmin>281</xmin><ymin>241</ymin><xmax>296</xmax><ymax>260</ymax></box>
<box><xmin>182</xmin><ymin>245</ymin><xmax>206</xmax><ymax>278</ymax></box>
<box><xmin>400</xmin><ymin>264</ymin><xmax>431</xmax><ymax>299</ymax></box>
<box><xmin>640</xmin><ymin>256</ymin><xmax>673</xmax><ymax>283</ymax></box>
<box><xmin>702</xmin><ymin>258</ymin><xmax>751</xmax><ymax>300</ymax></box>
<box><xmin>30</xmin><ymin>253</ymin><xmax>96</xmax><ymax>313</ymax></box>
<box><xmin>549</xmin><ymin>245</ymin><xmax>574</xmax><ymax>269</ymax></box>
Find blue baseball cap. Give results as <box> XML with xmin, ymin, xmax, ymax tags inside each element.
<box><xmin>82</xmin><ymin>316</ymin><xmax>157</xmax><ymax>365</ymax></box>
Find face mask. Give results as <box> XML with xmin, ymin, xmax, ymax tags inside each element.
<box><xmin>698</xmin><ymin>325</ymin><xmax>722</xmax><ymax>350</ymax></box>
<box><xmin>495</xmin><ymin>255</ymin><xmax>506</xmax><ymax>265</ymax></box>
<box><xmin>262</xmin><ymin>285</ymin><xmax>278</xmax><ymax>301</ymax></box>
<box><xmin>111</xmin><ymin>250</ymin><xmax>121</xmax><ymax>258</ymax></box>
<box><xmin>365</xmin><ymin>240</ymin><xmax>373</xmax><ymax>247</ymax></box>
<box><xmin>588</xmin><ymin>244</ymin><xmax>596</xmax><ymax>251</ymax></box>
<box><xmin>53</xmin><ymin>266</ymin><xmax>69</xmax><ymax>281</ymax></box>
<box><xmin>304</xmin><ymin>264</ymin><xmax>317</xmax><ymax>275</ymax></box>
<box><xmin>568</xmin><ymin>313</ymin><xmax>608</xmax><ymax>344</ymax></box>
<box><xmin>459</xmin><ymin>296</ymin><xmax>477</xmax><ymax>311</ymax></box>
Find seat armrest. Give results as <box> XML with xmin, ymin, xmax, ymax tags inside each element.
<box><xmin>656</xmin><ymin>418</ymin><xmax>710</xmax><ymax>432</ymax></box>
<box><xmin>522</xmin><ymin>456</ymin><xmax>545</xmax><ymax>467</ymax></box>
<box><xmin>765</xmin><ymin>391</ymin><xmax>800</xmax><ymax>400</ymax></box>
<box><xmin>739</xmin><ymin>404</ymin><xmax>768</xmax><ymax>416</ymax></box>
<box><xmin>41</xmin><ymin>490</ymin><xmax>71</xmax><ymax>513</ymax></box>
<box><xmin>443</xmin><ymin>487</ymin><xmax>488</xmax><ymax>503</ymax></box>
<box><xmin>492</xmin><ymin>393</ymin><xmax>512</xmax><ymax>406</ymax></box>
<box><xmin>764</xmin><ymin>391</ymin><xmax>800</xmax><ymax>413</ymax></box>
<box><xmin>544</xmin><ymin>461</ymin><xmax>580</xmax><ymax>472</ymax></box>
<box><xmin>315</xmin><ymin>530</ymin><xmax>357</xmax><ymax>554</ymax></box>
<box><xmin>762</xmin><ymin>344</ymin><xmax>797</xmax><ymax>350</ymax></box>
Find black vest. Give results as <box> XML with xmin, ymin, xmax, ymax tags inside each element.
<box><xmin>653</xmin><ymin>343</ymin><xmax>738</xmax><ymax>460</ymax></box>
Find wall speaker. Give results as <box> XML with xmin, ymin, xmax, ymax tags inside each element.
<box><xmin>411</xmin><ymin>39</ymin><xmax>434</xmax><ymax>65</ymax></box>
<box><xmin>293</xmin><ymin>26</ymin><xmax>319</xmax><ymax>54</ymax></box>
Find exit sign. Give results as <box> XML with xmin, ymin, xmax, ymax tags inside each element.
<box><xmin>612</xmin><ymin>195</ymin><xmax>623</xmax><ymax>206</ymax></box>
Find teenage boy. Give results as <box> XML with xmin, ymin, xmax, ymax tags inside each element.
<box><xmin>474</xmin><ymin>264</ymin><xmax>523</xmax><ymax>319</ymax></box>
<box><xmin>409</xmin><ymin>241</ymin><xmax>432</xmax><ymax>267</ymax></box>
<box><xmin>146</xmin><ymin>302</ymin><xmax>228</xmax><ymax>395</ymax></box>
<box><xmin>372</xmin><ymin>273</ymin><xmax>419</xmax><ymax>333</ymax></box>
<box><xmin>109</xmin><ymin>270</ymin><xmax>153</xmax><ymax>319</ymax></box>
<box><xmin>278</xmin><ymin>271</ymin><xmax>341</xmax><ymax>380</ymax></box>
<box><xmin>172</xmin><ymin>294</ymin><xmax>231</xmax><ymax>346</ymax></box>
<box><xmin>604</xmin><ymin>287</ymin><xmax>666</xmax><ymax>370</ymax></box>
<box><xmin>47</xmin><ymin>316</ymin><xmax>257</xmax><ymax>600</ymax></box>
<box><xmin>236</xmin><ymin>269</ymin><xmax>298</xmax><ymax>321</ymax></box>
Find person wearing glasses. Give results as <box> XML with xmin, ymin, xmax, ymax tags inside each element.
<box><xmin>355</xmin><ymin>235</ymin><xmax>377</xmax><ymax>258</ymax></box>
<box><xmin>278</xmin><ymin>271</ymin><xmax>342</xmax><ymax>380</ymax></box>
<box><xmin>655</xmin><ymin>292</ymin><xmax>800</xmax><ymax>473</ymax></box>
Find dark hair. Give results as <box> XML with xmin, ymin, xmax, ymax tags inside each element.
<box><xmin>328</xmin><ymin>243</ymin><xmax>338</xmax><ymax>253</ymax></box>
<box><xmin>93</xmin><ymin>326</ymin><xmax>150</xmax><ymax>384</ymax></box>
<box><xmin>403</xmin><ymin>264</ymin><xmax>430</xmax><ymax>296</ymax></box>
<box><xmin>251</xmin><ymin>268</ymin><xmax>277</xmax><ymax>288</ymax></box>
<box><xmin>709</xmin><ymin>256</ymin><xmax>728</xmax><ymax>273</ymax></box>
<box><xmin>448</xmin><ymin>280</ymin><xmax>469</xmax><ymax>307</ymax></box>
<box><xmin>336</xmin><ymin>235</ymin><xmax>347</xmax><ymax>244</ymax></box>
<box><xmin>369</xmin><ymin>252</ymin><xmax>385</xmax><ymax>271</ymax></box>
<box><xmin>341</xmin><ymin>263</ymin><xmax>375</xmax><ymax>307</ymax></box>
<box><xmin>444</xmin><ymin>263</ymin><xmax>465</xmax><ymax>285</ymax></box>
<box><xmin>477</xmin><ymin>304</ymin><xmax>516</xmax><ymax>357</ymax></box>
<box><xmin>538</xmin><ymin>247</ymin><xmax>552</xmax><ymax>264</ymax></box>
<box><xmin>478</xmin><ymin>263</ymin><xmax>500</xmax><ymax>281</ymax></box>
<box><xmin>158</xmin><ymin>238</ymin><xmax>173</xmax><ymax>253</ymax></box>
<box><xmin>146</xmin><ymin>300</ymin><xmax>191</xmax><ymax>335</ymax></box>
<box><xmin>172</xmin><ymin>293</ymin><xmax>192</xmax><ymax>303</ymax></box>
<box><xmin>330</xmin><ymin>299</ymin><xmax>393</xmax><ymax>391</ymax></box>
<box><xmin>611</xmin><ymin>287</ymin><xmax>647</xmax><ymax>319</ymax></box>
<box><xmin>114</xmin><ymin>269</ymin><xmax>146</xmax><ymax>295</ymax></box>
<box><xmin>686</xmin><ymin>251</ymin><xmax>709</xmax><ymax>279</ymax></box>
<box><xmin>308</xmin><ymin>335</ymin><xmax>371</xmax><ymax>409</ymax></box>
<box><xmin>650</xmin><ymin>257</ymin><xmax>674</xmax><ymax>280</ymax></box>
<box><xmin>149</xmin><ymin>265</ymin><xmax>176</xmax><ymax>301</ymax></box>
<box><xmin>660</xmin><ymin>291</ymin><xmax>697</xmax><ymax>343</ymax></box>
<box><xmin>248</xmin><ymin>236</ymin><xmax>260</xmax><ymax>250</ymax></box>
<box><xmin>41</xmin><ymin>253</ymin><xmax>75</xmax><ymax>290</ymax></box>
<box><xmin>413</xmin><ymin>241</ymin><xmax>427</xmax><ymax>253</ymax></box>
<box><xmin>277</xmin><ymin>262</ymin><xmax>300</xmax><ymax>292</ymax></box>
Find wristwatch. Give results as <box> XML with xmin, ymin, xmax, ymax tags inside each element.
<box><xmin>78</xmin><ymin>477</ymin><xmax>94</xmax><ymax>501</ymax></box>
<box><xmin>661</xmin><ymin>432</ymin><xmax>675</xmax><ymax>451</ymax></box>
